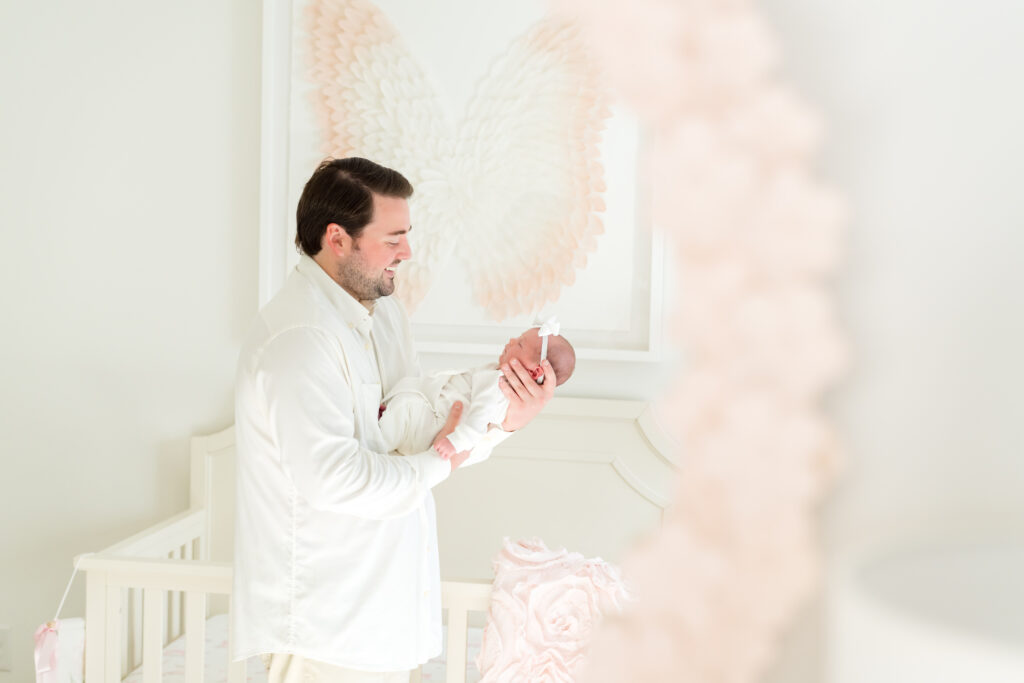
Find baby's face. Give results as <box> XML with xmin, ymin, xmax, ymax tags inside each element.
<box><xmin>498</xmin><ymin>328</ymin><xmax>544</xmax><ymax>372</ymax></box>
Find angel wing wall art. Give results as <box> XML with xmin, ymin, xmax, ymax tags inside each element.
<box><xmin>303</xmin><ymin>0</ymin><xmax>611</xmax><ymax>322</ymax></box>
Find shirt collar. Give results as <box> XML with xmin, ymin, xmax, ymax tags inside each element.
<box><xmin>296</xmin><ymin>254</ymin><xmax>376</xmax><ymax>335</ymax></box>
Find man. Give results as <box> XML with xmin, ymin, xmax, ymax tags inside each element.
<box><xmin>232</xmin><ymin>157</ymin><xmax>554</xmax><ymax>683</ymax></box>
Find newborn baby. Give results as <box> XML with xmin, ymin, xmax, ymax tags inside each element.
<box><xmin>379</xmin><ymin>326</ymin><xmax>576</xmax><ymax>459</ymax></box>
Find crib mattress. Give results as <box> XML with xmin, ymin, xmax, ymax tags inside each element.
<box><xmin>121</xmin><ymin>614</ymin><xmax>483</xmax><ymax>683</ymax></box>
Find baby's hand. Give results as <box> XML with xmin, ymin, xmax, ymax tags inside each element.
<box><xmin>434</xmin><ymin>436</ymin><xmax>457</xmax><ymax>460</ymax></box>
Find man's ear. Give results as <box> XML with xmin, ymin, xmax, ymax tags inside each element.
<box><xmin>322</xmin><ymin>223</ymin><xmax>352</xmax><ymax>257</ymax></box>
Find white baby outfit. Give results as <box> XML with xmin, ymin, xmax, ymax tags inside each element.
<box><xmin>380</xmin><ymin>364</ymin><xmax>510</xmax><ymax>455</ymax></box>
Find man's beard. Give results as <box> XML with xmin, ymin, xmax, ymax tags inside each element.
<box><xmin>336</xmin><ymin>253</ymin><xmax>394</xmax><ymax>300</ymax></box>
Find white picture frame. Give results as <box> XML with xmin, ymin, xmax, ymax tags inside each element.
<box><xmin>258</xmin><ymin>0</ymin><xmax>666</xmax><ymax>363</ymax></box>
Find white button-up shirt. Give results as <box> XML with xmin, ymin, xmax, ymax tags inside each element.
<box><xmin>232</xmin><ymin>256</ymin><xmax>507</xmax><ymax>671</ymax></box>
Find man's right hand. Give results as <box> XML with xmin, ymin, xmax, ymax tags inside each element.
<box><xmin>499</xmin><ymin>358</ymin><xmax>555</xmax><ymax>431</ymax></box>
<box><xmin>433</xmin><ymin>402</ymin><xmax>472</xmax><ymax>470</ymax></box>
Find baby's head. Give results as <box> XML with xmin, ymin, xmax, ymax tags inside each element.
<box><xmin>498</xmin><ymin>327</ymin><xmax>576</xmax><ymax>387</ymax></box>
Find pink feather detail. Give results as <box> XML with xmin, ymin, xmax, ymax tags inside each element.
<box><xmin>304</xmin><ymin>0</ymin><xmax>610</xmax><ymax>321</ymax></box>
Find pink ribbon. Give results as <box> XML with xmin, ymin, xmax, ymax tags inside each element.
<box><xmin>33</xmin><ymin>622</ymin><xmax>59</xmax><ymax>683</ymax></box>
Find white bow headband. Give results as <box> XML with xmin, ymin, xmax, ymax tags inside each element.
<box><xmin>535</xmin><ymin>315</ymin><xmax>561</xmax><ymax>364</ymax></box>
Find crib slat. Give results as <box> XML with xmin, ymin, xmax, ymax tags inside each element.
<box><xmin>169</xmin><ymin>590</ymin><xmax>180</xmax><ymax>640</ymax></box>
<box><xmin>227</xmin><ymin>598</ymin><xmax>245</xmax><ymax>683</ymax></box>
<box><xmin>227</xmin><ymin>658</ymin><xmax>245</xmax><ymax>683</ymax></box>
<box><xmin>168</xmin><ymin>549</ymin><xmax>179</xmax><ymax>640</ymax></box>
<box><xmin>105</xmin><ymin>585</ymin><xmax>122</xmax><ymax>681</ymax></box>
<box><xmin>120</xmin><ymin>587</ymin><xmax>129</xmax><ymax>676</ymax></box>
<box><xmin>185</xmin><ymin>592</ymin><xmax>206</xmax><ymax>683</ymax></box>
<box><xmin>445</xmin><ymin>606</ymin><xmax>469</xmax><ymax>683</ymax></box>
<box><xmin>143</xmin><ymin>588</ymin><xmax>164</xmax><ymax>683</ymax></box>
<box><xmin>131</xmin><ymin>587</ymin><xmax>143</xmax><ymax>669</ymax></box>
<box><xmin>85</xmin><ymin>571</ymin><xmax>108</xmax><ymax>683</ymax></box>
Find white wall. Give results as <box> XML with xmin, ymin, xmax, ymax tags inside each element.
<box><xmin>0</xmin><ymin>1</ymin><xmax>261</xmax><ymax>681</ymax></box>
<box><xmin>758</xmin><ymin>2</ymin><xmax>1024</xmax><ymax>682</ymax></box>
<box><xmin>3</xmin><ymin>2</ymin><xmax>1022</xmax><ymax>683</ymax></box>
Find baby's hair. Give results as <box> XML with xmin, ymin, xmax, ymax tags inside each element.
<box><xmin>544</xmin><ymin>335</ymin><xmax>576</xmax><ymax>387</ymax></box>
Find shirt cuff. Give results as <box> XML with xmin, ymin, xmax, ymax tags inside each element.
<box><xmin>447</xmin><ymin>430</ymin><xmax>472</xmax><ymax>454</ymax></box>
<box><xmin>483</xmin><ymin>426</ymin><xmax>514</xmax><ymax>448</ymax></box>
<box><xmin>462</xmin><ymin>426</ymin><xmax>514</xmax><ymax>468</ymax></box>
<box><xmin>406</xmin><ymin>450</ymin><xmax>452</xmax><ymax>489</ymax></box>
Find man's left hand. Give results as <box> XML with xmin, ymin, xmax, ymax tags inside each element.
<box><xmin>499</xmin><ymin>358</ymin><xmax>555</xmax><ymax>431</ymax></box>
<box><xmin>448</xmin><ymin>448</ymin><xmax>472</xmax><ymax>470</ymax></box>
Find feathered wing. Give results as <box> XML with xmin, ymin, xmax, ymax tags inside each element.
<box><xmin>305</xmin><ymin>0</ymin><xmax>457</xmax><ymax>312</ymax></box>
<box><xmin>305</xmin><ymin>0</ymin><xmax>610</xmax><ymax>319</ymax></box>
<box><xmin>457</xmin><ymin>19</ymin><xmax>610</xmax><ymax>320</ymax></box>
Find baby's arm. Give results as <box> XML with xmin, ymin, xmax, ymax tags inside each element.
<box><xmin>446</xmin><ymin>370</ymin><xmax>509</xmax><ymax>453</ymax></box>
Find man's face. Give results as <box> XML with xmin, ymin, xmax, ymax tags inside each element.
<box><xmin>336</xmin><ymin>194</ymin><xmax>412</xmax><ymax>301</ymax></box>
<box><xmin>499</xmin><ymin>328</ymin><xmax>544</xmax><ymax>371</ymax></box>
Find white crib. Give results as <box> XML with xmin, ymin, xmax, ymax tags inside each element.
<box><xmin>77</xmin><ymin>397</ymin><xmax>674</xmax><ymax>682</ymax></box>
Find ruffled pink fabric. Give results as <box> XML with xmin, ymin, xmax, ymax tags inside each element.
<box><xmin>477</xmin><ymin>538</ymin><xmax>630</xmax><ymax>682</ymax></box>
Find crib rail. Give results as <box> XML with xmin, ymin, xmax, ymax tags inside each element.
<box><xmin>81</xmin><ymin>521</ymin><xmax>492</xmax><ymax>683</ymax></box>
<box><xmin>78</xmin><ymin>507</ymin><xmax>244</xmax><ymax>683</ymax></box>
<box><xmin>101</xmin><ymin>510</ymin><xmax>205</xmax><ymax>558</ymax></box>
<box><xmin>438</xmin><ymin>581</ymin><xmax>491</xmax><ymax>683</ymax></box>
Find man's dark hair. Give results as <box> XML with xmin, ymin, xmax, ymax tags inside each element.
<box><xmin>295</xmin><ymin>157</ymin><xmax>414</xmax><ymax>256</ymax></box>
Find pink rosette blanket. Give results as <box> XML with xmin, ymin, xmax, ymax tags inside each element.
<box><xmin>476</xmin><ymin>538</ymin><xmax>630</xmax><ymax>682</ymax></box>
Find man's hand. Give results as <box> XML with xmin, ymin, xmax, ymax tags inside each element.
<box><xmin>448</xmin><ymin>448</ymin><xmax>472</xmax><ymax>471</ymax></box>
<box><xmin>499</xmin><ymin>358</ymin><xmax>555</xmax><ymax>431</ymax></box>
<box><xmin>432</xmin><ymin>402</ymin><xmax>472</xmax><ymax>470</ymax></box>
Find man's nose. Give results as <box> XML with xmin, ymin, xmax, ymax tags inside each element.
<box><xmin>398</xmin><ymin>236</ymin><xmax>412</xmax><ymax>261</ymax></box>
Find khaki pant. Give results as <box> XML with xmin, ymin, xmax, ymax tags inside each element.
<box><xmin>261</xmin><ymin>653</ymin><xmax>410</xmax><ymax>683</ymax></box>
